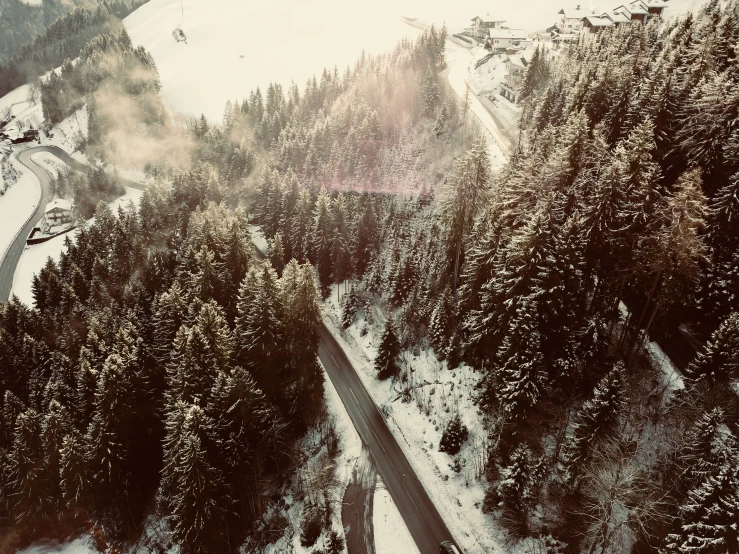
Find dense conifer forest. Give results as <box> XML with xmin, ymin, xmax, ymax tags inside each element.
<box><xmin>2</xmin><ymin>0</ymin><xmax>739</xmax><ymax>552</ymax></box>
<box><xmin>0</xmin><ymin>0</ymin><xmax>149</xmax><ymax>98</ymax></box>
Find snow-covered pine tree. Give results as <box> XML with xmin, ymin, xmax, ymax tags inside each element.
<box><xmin>561</xmin><ymin>365</ymin><xmax>624</xmax><ymax>484</ymax></box>
<box><xmin>168</xmin><ymin>405</ymin><xmax>229</xmax><ymax>554</ymax></box>
<box><xmin>268</xmin><ymin>232</ymin><xmax>286</xmax><ymax>276</ymax></box>
<box><xmin>666</xmin><ymin>460</ymin><xmax>739</xmax><ymax>554</ymax></box>
<box><xmin>685</xmin><ymin>313</ymin><xmax>739</xmax><ymax>386</ymax></box>
<box><xmin>439</xmin><ymin>139</ymin><xmax>492</xmax><ymax>290</ymax></box>
<box><xmin>233</xmin><ymin>264</ymin><xmax>283</xmax><ymax>392</ymax></box>
<box><xmin>376</xmin><ymin>320</ymin><xmax>401</xmax><ymax>380</ymax></box>
<box><xmin>677</xmin><ymin>408</ymin><xmax>736</xmax><ymax>492</ymax></box>
<box><xmin>493</xmin><ymin>444</ymin><xmax>541</xmax><ymax>531</ymax></box>
<box><xmin>152</xmin><ymin>282</ymin><xmax>189</xmax><ymax>366</ymax></box>
<box><xmin>8</xmin><ymin>409</ymin><xmax>51</xmax><ymax>530</ymax></box>
<box><xmin>312</xmin><ymin>187</ymin><xmax>334</xmax><ymax>296</ymax></box>
<box><xmin>421</xmin><ymin>65</ymin><xmax>440</xmax><ymax>116</ymax></box>
<box><xmin>439</xmin><ymin>415</ymin><xmax>469</xmax><ymax>455</ymax></box>
<box><xmin>59</xmin><ymin>429</ymin><xmax>92</xmax><ymax>518</ymax></box>
<box><xmin>278</xmin><ymin>261</ymin><xmax>323</xmax><ymax>426</ymax></box>
<box><xmin>494</xmin><ymin>299</ymin><xmax>546</xmax><ymax>425</ymax></box>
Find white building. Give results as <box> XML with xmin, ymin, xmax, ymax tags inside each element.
<box><xmin>469</xmin><ymin>14</ymin><xmax>508</xmax><ymax>39</ymax></box>
<box><xmin>558</xmin><ymin>4</ymin><xmax>600</xmax><ymax>34</ymax></box>
<box><xmin>44</xmin><ymin>199</ymin><xmax>74</xmax><ymax>226</ymax></box>
<box><xmin>488</xmin><ymin>28</ymin><xmax>529</xmax><ymax>51</ymax></box>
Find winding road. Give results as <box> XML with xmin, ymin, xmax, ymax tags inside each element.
<box><xmin>0</xmin><ymin>145</ymin><xmax>145</xmax><ymax>303</ymax></box>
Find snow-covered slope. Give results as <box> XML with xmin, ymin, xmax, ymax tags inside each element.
<box><xmin>123</xmin><ymin>0</ymin><xmax>424</xmax><ymax>120</ymax></box>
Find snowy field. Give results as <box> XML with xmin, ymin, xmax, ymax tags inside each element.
<box><xmin>323</xmin><ymin>285</ymin><xmax>504</xmax><ymax>554</ymax></box>
<box><xmin>123</xmin><ymin>0</ymin><xmax>713</xmax><ymax>123</ymax></box>
<box><xmin>123</xmin><ymin>0</ymin><xmax>427</xmax><ymax>121</ymax></box>
<box><xmin>10</xmin><ymin>186</ymin><xmax>143</xmax><ymax>306</ymax></box>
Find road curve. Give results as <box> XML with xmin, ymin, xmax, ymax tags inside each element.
<box><xmin>0</xmin><ymin>148</ymin><xmax>55</xmax><ymax>303</ymax></box>
<box><xmin>0</xmin><ymin>146</ymin><xmax>147</xmax><ymax>304</ymax></box>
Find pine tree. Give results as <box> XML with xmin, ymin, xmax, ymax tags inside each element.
<box><xmin>268</xmin><ymin>232</ymin><xmax>286</xmax><ymax>276</ymax></box>
<box><xmin>312</xmin><ymin>187</ymin><xmax>334</xmax><ymax>296</ymax></box>
<box><xmin>59</xmin><ymin>429</ymin><xmax>92</xmax><ymax>518</ymax></box>
<box><xmin>666</xmin><ymin>461</ymin><xmax>739</xmax><ymax>554</ymax></box>
<box><xmin>376</xmin><ymin>320</ymin><xmax>401</xmax><ymax>380</ymax></box>
<box><xmin>685</xmin><ymin>313</ymin><xmax>739</xmax><ymax>386</ymax></box>
<box><xmin>421</xmin><ymin>66</ymin><xmax>440</xmax><ymax>116</ymax></box>
<box><xmin>494</xmin><ymin>445</ymin><xmax>539</xmax><ymax>527</ymax></box>
<box><xmin>494</xmin><ymin>300</ymin><xmax>546</xmax><ymax>424</ymax></box>
<box><xmin>8</xmin><ymin>409</ymin><xmax>51</xmax><ymax>529</ymax></box>
<box><xmin>439</xmin><ymin>415</ymin><xmax>469</xmax><ymax>455</ymax></box>
<box><xmin>279</xmin><ymin>261</ymin><xmax>324</xmax><ymax>425</ymax></box>
<box><xmin>678</xmin><ymin>408</ymin><xmax>735</xmax><ymax>492</ymax></box>
<box><xmin>562</xmin><ymin>365</ymin><xmax>624</xmax><ymax>483</ymax></box>
<box><xmin>234</xmin><ymin>264</ymin><xmax>283</xmax><ymax>395</ymax></box>
<box><xmin>440</xmin><ymin>139</ymin><xmax>491</xmax><ymax>290</ymax></box>
<box><xmin>168</xmin><ymin>405</ymin><xmax>229</xmax><ymax>554</ymax></box>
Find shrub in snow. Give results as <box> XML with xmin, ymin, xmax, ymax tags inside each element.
<box><xmin>300</xmin><ymin>507</ymin><xmax>324</xmax><ymax>547</ymax></box>
<box><xmin>327</xmin><ymin>530</ymin><xmax>345</xmax><ymax>554</ymax></box>
<box><xmin>439</xmin><ymin>415</ymin><xmax>469</xmax><ymax>455</ymax></box>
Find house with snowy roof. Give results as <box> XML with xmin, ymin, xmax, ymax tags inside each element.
<box><xmin>559</xmin><ymin>0</ymin><xmax>670</xmax><ymax>36</ymax></box>
<box><xmin>469</xmin><ymin>14</ymin><xmax>508</xmax><ymax>39</ymax></box>
<box><xmin>44</xmin><ymin>199</ymin><xmax>74</xmax><ymax>225</ymax></box>
<box><xmin>558</xmin><ymin>4</ymin><xmax>600</xmax><ymax>34</ymax></box>
<box><xmin>488</xmin><ymin>28</ymin><xmax>529</xmax><ymax>51</ymax></box>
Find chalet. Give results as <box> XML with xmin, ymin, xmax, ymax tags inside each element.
<box><xmin>558</xmin><ymin>4</ymin><xmax>599</xmax><ymax>33</ymax></box>
<box><xmin>500</xmin><ymin>55</ymin><xmax>528</xmax><ymax>102</ymax></box>
<box><xmin>488</xmin><ymin>28</ymin><xmax>528</xmax><ymax>51</ymax></box>
<box><xmin>643</xmin><ymin>0</ymin><xmax>669</xmax><ymax>18</ymax></box>
<box><xmin>469</xmin><ymin>15</ymin><xmax>508</xmax><ymax>39</ymax></box>
<box><xmin>551</xmin><ymin>31</ymin><xmax>577</xmax><ymax>48</ymax></box>
<box><xmin>600</xmin><ymin>10</ymin><xmax>632</xmax><ymax>25</ymax></box>
<box><xmin>44</xmin><ymin>199</ymin><xmax>74</xmax><ymax>225</ymax></box>
<box><xmin>614</xmin><ymin>1</ymin><xmax>648</xmax><ymax>23</ymax></box>
<box><xmin>583</xmin><ymin>15</ymin><xmax>615</xmax><ymax>33</ymax></box>
<box><xmin>559</xmin><ymin>0</ymin><xmax>669</xmax><ymax>37</ymax></box>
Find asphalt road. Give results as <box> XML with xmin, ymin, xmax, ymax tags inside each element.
<box><xmin>0</xmin><ymin>145</ymin><xmax>146</xmax><ymax>303</ymax></box>
<box><xmin>318</xmin><ymin>325</ymin><xmax>459</xmax><ymax>554</ymax></box>
<box><xmin>250</xmin><ymin>243</ymin><xmax>459</xmax><ymax>554</ymax></box>
<box><xmin>0</xmin><ymin>147</ymin><xmax>55</xmax><ymax>303</ymax></box>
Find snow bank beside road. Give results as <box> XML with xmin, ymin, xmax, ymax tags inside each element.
<box><xmin>323</xmin><ymin>285</ymin><xmax>505</xmax><ymax>554</ymax></box>
<box><xmin>374</xmin><ymin>477</ymin><xmax>420</xmax><ymax>554</ymax></box>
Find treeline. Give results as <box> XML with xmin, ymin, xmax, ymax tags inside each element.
<box><xmin>0</xmin><ymin>159</ymin><xmax>323</xmax><ymax>552</ymax></box>
<box><xmin>0</xmin><ymin>0</ymin><xmax>149</xmax><ymax>98</ymax></box>
<box><xmin>208</xmin><ymin>25</ymin><xmax>455</xmax><ymax>192</ymax></box>
<box><xmin>40</xmin><ymin>29</ymin><xmax>160</xmax><ymax>125</ymax></box>
<box><xmin>0</xmin><ymin>0</ymin><xmax>67</xmax><ymax>63</ymax></box>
